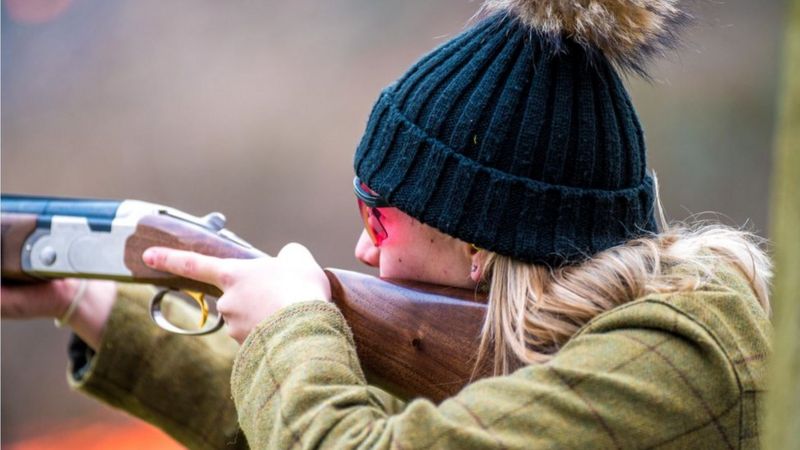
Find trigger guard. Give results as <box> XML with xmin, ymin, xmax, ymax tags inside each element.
<box><xmin>149</xmin><ymin>289</ymin><xmax>225</xmax><ymax>336</ymax></box>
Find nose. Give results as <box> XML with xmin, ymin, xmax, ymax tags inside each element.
<box><xmin>355</xmin><ymin>229</ymin><xmax>380</xmax><ymax>268</ymax></box>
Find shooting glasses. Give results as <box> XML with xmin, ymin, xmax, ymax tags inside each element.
<box><xmin>354</xmin><ymin>177</ymin><xmax>391</xmax><ymax>247</ymax></box>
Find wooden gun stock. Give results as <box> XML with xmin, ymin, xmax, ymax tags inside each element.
<box><xmin>1</xmin><ymin>212</ymin><xmax>39</xmax><ymax>281</ymax></box>
<box><xmin>2</xmin><ymin>208</ymin><xmax>487</xmax><ymax>401</ymax></box>
<box><xmin>327</xmin><ymin>269</ymin><xmax>487</xmax><ymax>401</ymax></box>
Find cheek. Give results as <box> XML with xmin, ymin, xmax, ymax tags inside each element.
<box><xmin>376</xmin><ymin>245</ymin><xmax>422</xmax><ymax>280</ymax></box>
<box><xmin>377</xmin><ymin>250</ymin><xmax>403</xmax><ymax>278</ymax></box>
<box><xmin>415</xmin><ymin>232</ymin><xmax>475</xmax><ymax>286</ymax></box>
<box><xmin>371</xmin><ymin>212</ymin><xmax>471</xmax><ymax>285</ymax></box>
<box><xmin>378</xmin><ymin>241</ymin><xmax>436</xmax><ymax>280</ymax></box>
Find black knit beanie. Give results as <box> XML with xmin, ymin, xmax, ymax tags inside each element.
<box><xmin>354</xmin><ymin>1</ymin><xmax>691</xmax><ymax>266</ymax></box>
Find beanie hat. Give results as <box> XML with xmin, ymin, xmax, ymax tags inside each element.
<box><xmin>354</xmin><ymin>1</ymin><xmax>691</xmax><ymax>266</ymax></box>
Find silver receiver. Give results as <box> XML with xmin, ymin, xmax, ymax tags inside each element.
<box><xmin>22</xmin><ymin>200</ymin><xmax>256</xmax><ymax>278</ymax></box>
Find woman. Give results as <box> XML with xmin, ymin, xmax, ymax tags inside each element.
<box><xmin>2</xmin><ymin>0</ymin><xmax>772</xmax><ymax>448</ymax></box>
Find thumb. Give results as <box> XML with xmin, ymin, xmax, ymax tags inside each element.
<box><xmin>277</xmin><ymin>242</ymin><xmax>316</xmax><ymax>265</ymax></box>
<box><xmin>277</xmin><ymin>242</ymin><xmax>331</xmax><ymax>301</ymax></box>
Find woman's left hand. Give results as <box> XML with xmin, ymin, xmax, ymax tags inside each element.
<box><xmin>142</xmin><ymin>243</ymin><xmax>331</xmax><ymax>344</ymax></box>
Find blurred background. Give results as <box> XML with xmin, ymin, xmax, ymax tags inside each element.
<box><xmin>1</xmin><ymin>0</ymin><xmax>787</xmax><ymax>447</ymax></box>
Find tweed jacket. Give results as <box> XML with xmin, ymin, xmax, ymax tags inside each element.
<box><xmin>70</xmin><ymin>264</ymin><xmax>770</xmax><ymax>449</ymax></box>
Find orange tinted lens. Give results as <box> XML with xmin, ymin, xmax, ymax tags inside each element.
<box><xmin>357</xmin><ymin>199</ymin><xmax>387</xmax><ymax>246</ymax></box>
<box><xmin>358</xmin><ymin>199</ymin><xmax>378</xmax><ymax>245</ymax></box>
<box><xmin>371</xmin><ymin>209</ymin><xmax>388</xmax><ymax>246</ymax></box>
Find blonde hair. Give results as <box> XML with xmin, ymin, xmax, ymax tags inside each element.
<box><xmin>474</xmin><ymin>210</ymin><xmax>772</xmax><ymax>376</ymax></box>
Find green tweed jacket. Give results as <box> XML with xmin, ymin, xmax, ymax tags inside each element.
<box><xmin>70</xmin><ymin>264</ymin><xmax>770</xmax><ymax>449</ymax></box>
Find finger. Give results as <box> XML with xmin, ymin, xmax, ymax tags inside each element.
<box><xmin>0</xmin><ymin>279</ymin><xmax>74</xmax><ymax>318</ymax></box>
<box><xmin>277</xmin><ymin>242</ymin><xmax>331</xmax><ymax>301</ymax></box>
<box><xmin>142</xmin><ymin>247</ymin><xmax>231</xmax><ymax>288</ymax></box>
<box><xmin>215</xmin><ymin>298</ymin><xmax>245</xmax><ymax>344</ymax></box>
<box><xmin>215</xmin><ymin>294</ymin><xmax>233</xmax><ymax>318</ymax></box>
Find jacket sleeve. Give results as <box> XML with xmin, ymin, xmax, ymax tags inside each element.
<box><xmin>69</xmin><ymin>283</ymin><xmax>248</xmax><ymax>450</ymax></box>
<box><xmin>231</xmin><ymin>298</ymin><xmax>749</xmax><ymax>450</ymax></box>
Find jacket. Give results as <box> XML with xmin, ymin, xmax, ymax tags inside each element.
<box><xmin>69</xmin><ymin>263</ymin><xmax>770</xmax><ymax>449</ymax></box>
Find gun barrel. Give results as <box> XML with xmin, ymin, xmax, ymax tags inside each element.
<box><xmin>1</xmin><ymin>194</ymin><xmax>121</xmax><ymax>216</ymax></box>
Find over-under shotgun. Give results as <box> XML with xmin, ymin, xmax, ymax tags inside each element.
<box><xmin>0</xmin><ymin>194</ymin><xmax>487</xmax><ymax>402</ymax></box>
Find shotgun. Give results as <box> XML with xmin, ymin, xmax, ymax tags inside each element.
<box><xmin>0</xmin><ymin>194</ymin><xmax>487</xmax><ymax>401</ymax></box>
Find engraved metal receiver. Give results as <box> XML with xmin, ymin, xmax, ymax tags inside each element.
<box><xmin>1</xmin><ymin>195</ymin><xmax>265</xmax><ymax>335</ymax></box>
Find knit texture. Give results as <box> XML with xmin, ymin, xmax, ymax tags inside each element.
<box><xmin>354</xmin><ymin>14</ymin><xmax>657</xmax><ymax>265</ymax></box>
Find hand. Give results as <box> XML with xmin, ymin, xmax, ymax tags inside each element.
<box><xmin>1</xmin><ymin>279</ymin><xmax>117</xmax><ymax>350</ymax></box>
<box><xmin>142</xmin><ymin>243</ymin><xmax>331</xmax><ymax>344</ymax></box>
<box><xmin>1</xmin><ymin>279</ymin><xmax>77</xmax><ymax>319</ymax></box>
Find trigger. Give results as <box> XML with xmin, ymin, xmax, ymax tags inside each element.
<box><xmin>183</xmin><ymin>290</ymin><xmax>209</xmax><ymax>327</ymax></box>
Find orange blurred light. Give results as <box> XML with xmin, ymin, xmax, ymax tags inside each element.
<box><xmin>7</xmin><ymin>420</ymin><xmax>184</xmax><ymax>450</ymax></box>
<box><xmin>3</xmin><ymin>0</ymin><xmax>73</xmax><ymax>24</ymax></box>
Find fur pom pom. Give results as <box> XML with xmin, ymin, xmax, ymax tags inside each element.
<box><xmin>477</xmin><ymin>0</ymin><xmax>692</xmax><ymax>75</ymax></box>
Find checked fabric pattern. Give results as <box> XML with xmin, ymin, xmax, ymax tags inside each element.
<box><xmin>231</xmin><ymin>266</ymin><xmax>769</xmax><ymax>449</ymax></box>
<box><xmin>72</xmin><ymin>265</ymin><xmax>769</xmax><ymax>449</ymax></box>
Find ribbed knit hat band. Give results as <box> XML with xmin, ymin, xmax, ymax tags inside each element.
<box><xmin>355</xmin><ymin>14</ymin><xmax>657</xmax><ymax>265</ymax></box>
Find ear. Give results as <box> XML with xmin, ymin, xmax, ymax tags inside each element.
<box><xmin>468</xmin><ymin>246</ymin><xmax>485</xmax><ymax>283</ymax></box>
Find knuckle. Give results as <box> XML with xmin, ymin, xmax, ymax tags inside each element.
<box><xmin>216</xmin><ymin>297</ymin><xmax>231</xmax><ymax>315</ymax></box>
<box><xmin>156</xmin><ymin>251</ymin><xmax>169</xmax><ymax>266</ymax></box>
<box><xmin>183</xmin><ymin>258</ymin><xmax>196</xmax><ymax>275</ymax></box>
<box><xmin>281</xmin><ymin>242</ymin><xmax>310</xmax><ymax>260</ymax></box>
<box><xmin>282</xmin><ymin>242</ymin><xmax>301</xmax><ymax>254</ymax></box>
<box><xmin>218</xmin><ymin>267</ymin><xmax>236</xmax><ymax>288</ymax></box>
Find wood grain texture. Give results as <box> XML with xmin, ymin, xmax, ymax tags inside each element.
<box><xmin>0</xmin><ymin>213</ymin><xmax>39</xmax><ymax>280</ymax></box>
<box><xmin>124</xmin><ymin>215</ymin><xmax>263</xmax><ymax>296</ymax></box>
<box><xmin>327</xmin><ymin>268</ymin><xmax>488</xmax><ymax>402</ymax></box>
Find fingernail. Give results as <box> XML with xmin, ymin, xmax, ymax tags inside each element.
<box><xmin>142</xmin><ymin>249</ymin><xmax>156</xmax><ymax>266</ymax></box>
